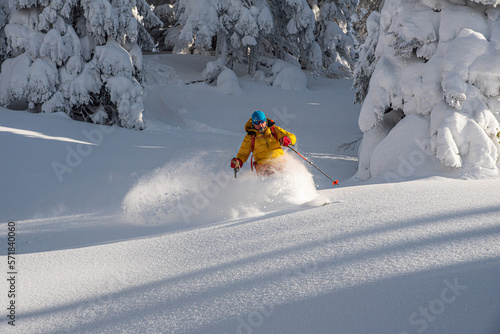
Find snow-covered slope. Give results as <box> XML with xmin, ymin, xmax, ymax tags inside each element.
<box><xmin>1</xmin><ymin>54</ymin><xmax>499</xmax><ymax>334</ymax></box>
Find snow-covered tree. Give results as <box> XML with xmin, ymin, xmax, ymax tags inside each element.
<box><xmin>267</xmin><ymin>0</ymin><xmax>316</xmax><ymax>68</ymax></box>
<box><xmin>309</xmin><ymin>0</ymin><xmax>356</xmax><ymax>78</ymax></box>
<box><xmin>352</xmin><ymin>10</ymin><xmax>380</xmax><ymax>104</ymax></box>
<box><xmin>354</xmin><ymin>0</ymin><xmax>500</xmax><ymax>180</ymax></box>
<box><xmin>352</xmin><ymin>0</ymin><xmax>382</xmax><ymax>43</ymax></box>
<box><xmin>220</xmin><ymin>0</ymin><xmax>275</xmax><ymax>75</ymax></box>
<box><xmin>167</xmin><ymin>0</ymin><xmax>355</xmax><ymax>79</ymax></box>
<box><xmin>148</xmin><ymin>0</ymin><xmax>176</xmax><ymax>51</ymax></box>
<box><xmin>171</xmin><ymin>0</ymin><xmax>271</xmax><ymax>75</ymax></box>
<box><xmin>173</xmin><ymin>0</ymin><xmax>218</xmax><ymax>54</ymax></box>
<box><xmin>0</xmin><ymin>3</ymin><xmax>10</xmax><ymax>66</ymax></box>
<box><xmin>0</xmin><ymin>0</ymin><xmax>160</xmax><ymax>129</ymax></box>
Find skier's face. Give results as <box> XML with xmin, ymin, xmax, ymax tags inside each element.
<box><xmin>254</xmin><ymin>120</ymin><xmax>267</xmax><ymax>132</ymax></box>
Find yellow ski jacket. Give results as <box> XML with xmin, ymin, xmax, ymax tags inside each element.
<box><xmin>236</xmin><ymin>118</ymin><xmax>296</xmax><ymax>165</ymax></box>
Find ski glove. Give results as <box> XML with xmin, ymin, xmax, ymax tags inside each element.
<box><xmin>231</xmin><ymin>158</ymin><xmax>243</xmax><ymax>169</ymax></box>
<box><xmin>280</xmin><ymin>136</ymin><xmax>291</xmax><ymax>147</ymax></box>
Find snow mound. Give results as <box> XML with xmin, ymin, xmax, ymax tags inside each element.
<box><xmin>121</xmin><ymin>154</ymin><xmax>318</xmax><ymax>227</ymax></box>
<box><xmin>271</xmin><ymin>59</ymin><xmax>307</xmax><ymax>91</ymax></box>
<box><xmin>216</xmin><ymin>68</ymin><xmax>242</xmax><ymax>95</ymax></box>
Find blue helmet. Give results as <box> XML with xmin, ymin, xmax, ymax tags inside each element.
<box><xmin>252</xmin><ymin>110</ymin><xmax>266</xmax><ymax>124</ymax></box>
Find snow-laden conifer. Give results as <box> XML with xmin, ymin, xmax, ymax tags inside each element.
<box><xmin>352</xmin><ymin>11</ymin><xmax>380</xmax><ymax>104</ymax></box>
<box><xmin>148</xmin><ymin>0</ymin><xmax>175</xmax><ymax>51</ymax></box>
<box><xmin>353</xmin><ymin>0</ymin><xmax>382</xmax><ymax>43</ymax></box>
<box><xmin>0</xmin><ymin>0</ymin><xmax>160</xmax><ymax>129</ymax></box>
<box><xmin>0</xmin><ymin>3</ymin><xmax>10</xmax><ymax>65</ymax></box>
<box><xmin>310</xmin><ymin>0</ymin><xmax>356</xmax><ymax>78</ymax></box>
<box><xmin>168</xmin><ymin>0</ymin><xmax>358</xmax><ymax>82</ymax></box>
<box><xmin>266</xmin><ymin>0</ymin><xmax>315</xmax><ymax>67</ymax></box>
<box><xmin>354</xmin><ymin>0</ymin><xmax>500</xmax><ymax>180</ymax></box>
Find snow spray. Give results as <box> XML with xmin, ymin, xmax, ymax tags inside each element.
<box><xmin>121</xmin><ymin>153</ymin><xmax>319</xmax><ymax>227</ymax></box>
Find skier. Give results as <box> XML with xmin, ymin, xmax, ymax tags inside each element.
<box><xmin>231</xmin><ymin>110</ymin><xmax>296</xmax><ymax>176</ymax></box>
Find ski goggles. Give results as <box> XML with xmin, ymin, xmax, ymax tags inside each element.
<box><xmin>253</xmin><ymin>120</ymin><xmax>266</xmax><ymax>125</ymax></box>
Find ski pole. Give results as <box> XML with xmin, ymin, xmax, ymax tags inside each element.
<box><xmin>287</xmin><ymin>146</ymin><xmax>339</xmax><ymax>186</ymax></box>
